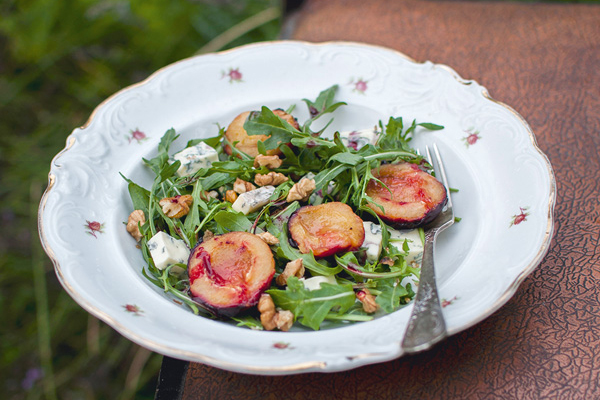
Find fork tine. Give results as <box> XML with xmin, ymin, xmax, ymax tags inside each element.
<box><xmin>432</xmin><ymin>143</ymin><xmax>452</xmax><ymax>208</ymax></box>
<box><xmin>424</xmin><ymin>145</ymin><xmax>433</xmax><ymax>166</ymax></box>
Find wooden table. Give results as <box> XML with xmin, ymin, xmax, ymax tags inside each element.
<box><xmin>160</xmin><ymin>1</ymin><xmax>600</xmax><ymax>398</ymax></box>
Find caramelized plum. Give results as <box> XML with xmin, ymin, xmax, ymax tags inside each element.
<box><xmin>223</xmin><ymin>109</ymin><xmax>299</xmax><ymax>158</ymax></box>
<box><xmin>366</xmin><ymin>162</ymin><xmax>447</xmax><ymax>228</ymax></box>
<box><xmin>288</xmin><ymin>202</ymin><xmax>365</xmax><ymax>258</ymax></box>
<box><xmin>188</xmin><ymin>231</ymin><xmax>275</xmax><ymax>317</ymax></box>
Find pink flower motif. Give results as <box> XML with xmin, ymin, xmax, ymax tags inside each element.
<box><xmin>273</xmin><ymin>342</ymin><xmax>291</xmax><ymax>350</ymax></box>
<box><xmin>222</xmin><ymin>67</ymin><xmax>243</xmax><ymax>83</ymax></box>
<box><xmin>441</xmin><ymin>296</ymin><xmax>459</xmax><ymax>308</ymax></box>
<box><xmin>462</xmin><ymin>129</ymin><xmax>481</xmax><ymax>147</ymax></box>
<box><xmin>123</xmin><ymin>304</ymin><xmax>143</xmax><ymax>316</ymax></box>
<box><xmin>84</xmin><ymin>220</ymin><xmax>105</xmax><ymax>238</ymax></box>
<box><xmin>349</xmin><ymin>77</ymin><xmax>368</xmax><ymax>94</ymax></box>
<box><xmin>127</xmin><ymin>128</ymin><xmax>148</xmax><ymax>144</ymax></box>
<box><xmin>510</xmin><ymin>207</ymin><xmax>530</xmax><ymax>227</ymax></box>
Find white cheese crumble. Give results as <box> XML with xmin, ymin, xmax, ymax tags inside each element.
<box><xmin>231</xmin><ymin>186</ymin><xmax>275</xmax><ymax>215</ymax></box>
<box><xmin>340</xmin><ymin>126</ymin><xmax>381</xmax><ymax>151</ymax></box>
<box><xmin>147</xmin><ymin>231</ymin><xmax>190</xmax><ymax>271</ymax></box>
<box><xmin>361</xmin><ymin>221</ymin><xmax>424</xmax><ymax>265</ymax></box>
<box><xmin>171</xmin><ymin>142</ymin><xmax>218</xmax><ymax>177</ymax></box>
<box><xmin>300</xmin><ymin>275</ymin><xmax>337</xmax><ymax>291</ymax></box>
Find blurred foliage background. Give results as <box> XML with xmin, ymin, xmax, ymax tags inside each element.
<box><xmin>0</xmin><ymin>0</ymin><xmax>282</xmax><ymax>398</ymax></box>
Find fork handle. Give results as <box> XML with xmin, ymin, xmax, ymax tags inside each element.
<box><xmin>401</xmin><ymin>228</ymin><xmax>447</xmax><ymax>353</ymax></box>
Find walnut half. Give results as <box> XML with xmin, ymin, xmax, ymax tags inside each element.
<box><xmin>126</xmin><ymin>210</ymin><xmax>146</xmax><ymax>242</ymax></box>
<box><xmin>253</xmin><ymin>154</ymin><xmax>283</xmax><ymax>169</ymax></box>
<box><xmin>276</xmin><ymin>258</ymin><xmax>305</xmax><ymax>286</ymax></box>
<box><xmin>159</xmin><ymin>195</ymin><xmax>193</xmax><ymax>218</ymax></box>
<box><xmin>258</xmin><ymin>293</ymin><xmax>294</xmax><ymax>331</ymax></box>
<box><xmin>356</xmin><ymin>289</ymin><xmax>379</xmax><ymax>313</ymax></box>
<box><xmin>286</xmin><ymin>178</ymin><xmax>316</xmax><ymax>202</ymax></box>
<box><xmin>255</xmin><ymin>172</ymin><xmax>288</xmax><ymax>187</ymax></box>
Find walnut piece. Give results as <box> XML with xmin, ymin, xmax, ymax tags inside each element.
<box><xmin>258</xmin><ymin>294</ymin><xmax>294</xmax><ymax>332</ymax></box>
<box><xmin>276</xmin><ymin>258</ymin><xmax>305</xmax><ymax>286</ymax></box>
<box><xmin>200</xmin><ymin>190</ymin><xmax>219</xmax><ymax>202</ymax></box>
<box><xmin>256</xmin><ymin>231</ymin><xmax>279</xmax><ymax>245</ymax></box>
<box><xmin>225</xmin><ymin>190</ymin><xmax>238</xmax><ymax>203</ymax></box>
<box><xmin>286</xmin><ymin>178</ymin><xmax>316</xmax><ymax>202</ymax></box>
<box><xmin>356</xmin><ymin>289</ymin><xmax>379</xmax><ymax>314</ymax></box>
<box><xmin>253</xmin><ymin>154</ymin><xmax>283</xmax><ymax>169</ymax></box>
<box><xmin>126</xmin><ymin>210</ymin><xmax>146</xmax><ymax>242</ymax></box>
<box><xmin>203</xmin><ymin>230</ymin><xmax>215</xmax><ymax>242</ymax></box>
<box><xmin>159</xmin><ymin>195</ymin><xmax>193</xmax><ymax>218</ymax></box>
<box><xmin>275</xmin><ymin>310</ymin><xmax>294</xmax><ymax>331</ymax></box>
<box><xmin>233</xmin><ymin>178</ymin><xmax>256</xmax><ymax>194</ymax></box>
<box><xmin>255</xmin><ymin>171</ymin><xmax>288</xmax><ymax>187</ymax></box>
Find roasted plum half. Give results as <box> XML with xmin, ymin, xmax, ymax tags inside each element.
<box><xmin>288</xmin><ymin>202</ymin><xmax>365</xmax><ymax>258</ymax></box>
<box><xmin>366</xmin><ymin>162</ymin><xmax>447</xmax><ymax>228</ymax></box>
<box><xmin>188</xmin><ymin>231</ymin><xmax>275</xmax><ymax>318</ymax></box>
<box><xmin>223</xmin><ymin>109</ymin><xmax>299</xmax><ymax>158</ymax></box>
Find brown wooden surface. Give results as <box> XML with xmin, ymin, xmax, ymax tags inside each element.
<box><xmin>182</xmin><ymin>1</ymin><xmax>600</xmax><ymax>398</ymax></box>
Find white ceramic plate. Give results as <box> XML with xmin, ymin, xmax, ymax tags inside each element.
<box><xmin>39</xmin><ymin>41</ymin><xmax>555</xmax><ymax>375</ymax></box>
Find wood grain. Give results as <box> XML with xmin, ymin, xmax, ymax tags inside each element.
<box><xmin>183</xmin><ymin>1</ymin><xmax>600</xmax><ymax>398</ymax></box>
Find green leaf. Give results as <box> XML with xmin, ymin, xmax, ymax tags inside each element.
<box><xmin>328</xmin><ymin>152</ymin><xmax>364</xmax><ymax>166</ymax></box>
<box><xmin>200</xmin><ymin>172</ymin><xmax>234</xmax><ymax>191</ymax></box>
<box><xmin>243</xmin><ymin>106</ymin><xmax>300</xmax><ymax>150</ymax></box>
<box><xmin>267</xmin><ymin>277</ymin><xmax>356</xmax><ymax>330</ymax></box>
<box><xmin>302</xmin><ymin>85</ymin><xmax>346</xmax><ymax>119</ymax></box>
<box><xmin>121</xmin><ymin>174</ymin><xmax>151</xmax><ymax>214</ymax></box>
<box><xmin>375</xmin><ymin>278</ymin><xmax>409</xmax><ymax>313</ymax></box>
<box><xmin>417</xmin><ymin>122</ymin><xmax>444</xmax><ymax>131</ymax></box>
<box><xmin>232</xmin><ymin>316</ymin><xmax>263</xmax><ymax>330</ymax></box>
<box><xmin>213</xmin><ymin>210</ymin><xmax>252</xmax><ymax>232</ymax></box>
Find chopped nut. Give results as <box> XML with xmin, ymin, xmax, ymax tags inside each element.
<box><xmin>233</xmin><ymin>178</ymin><xmax>256</xmax><ymax>194</ymax></box>
<box><xmin>256</xmin><ymin>231</ymin><xmax>279</xmax><ymax>245</ymax></box>
<box><xmin>203</xmin><ymin>230</ymin><xmax>215</xmax><ymax>241</ymax></box>
<box><xmin>356</xmin><ymin>289</ymin><xmax>379</xmax><ymax>313</ymax></box>
<box><xmin>275</xmin><ymin>310</ymin><xmax>294</xmax><ymax>332</ymax></box>
<box><xmin>276</xmin><ymin>258</ymin><xmax>305</xmax><ymax>286</ymax></box>
<box><xmin>159</xmin><ymin>195</ymin><xmax>193</xmax><ymax>218</ymax></box>
<box><xmin>255</xmin><ymin>172</ymin><xmax>288</xmax><ymax>186</ymax></box>
<box><xmin>258</xmin><ymin>294</ymin><xmax>294</xmax><ymax>331</ymax></box>
<box><xmin>126</xmin><ymin>210</ymin><xmax>146</xmax><ymax>242</ymax></box>
<box><xmin>258</xmin><ymin>293</ymin><xmax>277</xmax><ymax>331</ymax></box>
<box><xmin>200</xmin><ymin>190</ymin><xmax>219</xmax><ymax>202</ymax></box>
<box><xmin>225</xmin><ymin>190</ymin><xmax>238</xmax><ymax>203</ymax></box>
<box><xmin>286</xmin><ymin>178</ymin><xmax>316</xmax><ymax>202</ymax></box>
<box><xmin>379</xmin><ymin>257</ymin><xmax>395</xmax><ymax>267</ymax></box>
<box><xmin>254</xmin><ymin>154</ymin><xmax>283</xmax><ymax>169</ymax></box>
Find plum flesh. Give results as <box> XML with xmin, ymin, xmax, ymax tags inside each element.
<box><xmin>366</xmin><ymin>162</ymin><xmax>447</xmax><ymax>228</ymax></box>
<box><xmin>288</xmin><ymin>202</ymin><xmax>365</xmax><ymax>258</ymax></box>
<box><xmin>188</xmin><ymin>231</ymin><xmax>275</xmax><ymax>318</ymax></box>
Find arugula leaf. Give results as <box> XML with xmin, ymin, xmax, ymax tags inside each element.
<box><xmin>375</xmin><ymin>278</ymin><xmax>409</xmax><ymax>313</ymax></box>
<box><xmin>232</xmin><ymin>316</ymin><xmax>264</xmax><ymax>330</ymax></box>
<box><xmin>267</xmin><ymin>277</ymin><xmax>356</xmax><ymax>330</ymax></box>
<box><xmin>302</xmin><ymin>85</ymin><xmax>347</xmax><ymax>121</ymax></box>
<box><xmin>213</xmin><ymin>210</ymin><xmax>252</xmax><ymax>232</ymax></box>
<box><xmin>243</xmin><ymin>107</ymin><xmax>301</xmax><ymax>150</ymax></box>
<box><xmin>121</xmin><ymin>174</ymin><xmax>151</xmax><ymax>214</ymax></box>
<box><xmin>328</xmin><ymin>152</ymin><xmax>364</xmax><ymax>166</ymax></box>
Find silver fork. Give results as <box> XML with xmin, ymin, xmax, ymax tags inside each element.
<box><xmin>401</xmin><ymin>143</ymin><xmax>454</xmax><ymax>353</ymax></box>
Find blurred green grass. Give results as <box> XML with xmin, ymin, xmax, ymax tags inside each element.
<box><xmin>0</xmin><ymin>1</ymin><xmax>281</xmax><ymax>398</ymax></box>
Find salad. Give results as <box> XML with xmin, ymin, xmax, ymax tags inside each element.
<box><xmin>122</xmin><ymin>85</ymin><xmax>447</xmax><ymax>331</ymax></box>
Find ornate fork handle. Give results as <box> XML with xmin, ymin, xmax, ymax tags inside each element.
<box><xmin>401</xmin><ymin>227</ymin><xmax>447</xmax><ymax>353</ymax></box>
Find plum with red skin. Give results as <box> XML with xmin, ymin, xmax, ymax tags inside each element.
<box><xmin>188</xmin><ymin>231</ymin><xmax>275</xmax><ymax>318</ymax></box>
<box><xmin>365</xmin><ymin>162</ymin><xmax>447</xmax><ymax>228</ymax></box>
<box><xmin>288</xmin><ymin>202</ymin><xmax>365</xmax><ymax>258</ymax></box>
